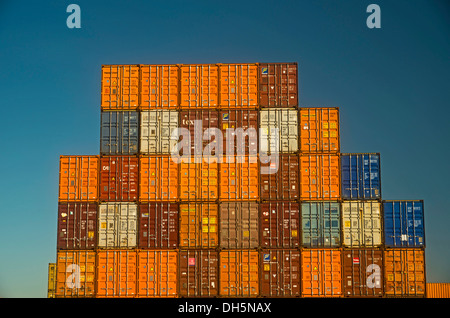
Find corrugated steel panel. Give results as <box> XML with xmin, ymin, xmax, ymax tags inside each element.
<box><xmin>59</xmin><ymin>156</ymin><xmax>99</xmax><ymax>202</ymax></box>
<box><xmin>299</xmin><ymin>107</ymin><xmax>339</xmax><ymax>153</ymax></box>
<box><xmin>260</xmin><ymin>108</ymin><xmax>298</xmax><ymax>153</ymax></box>
<box><xmin>383</xmin><ymin>200</ymin><xmax>425</xmax><ymax>248</ymax></box>
<box><xmin>427</xmin><ymin>283</ymin><xmax>450</xmax><ymax>298</ymax></box>
<box><xmin>97</xmin><ymin>203</ymin><xmax>137</xmax><ymax>249</ymax></box>
<box><xmin>140</xmin><ymin>110</ymin><xmax>178</xmax><ymax>154</ymax></box>
<box><xmin>139</xmin><ymin>64</ymin><xmax>179</xmax><ymax>109</ymax></box>
<box><xmin>258</xmin><ymin>63</ymin><xmax>298</xmax><ymax>107</ymax></box>
<box><xmin>101</xmin><ymin>65</ymin><xmax>139</xmax><ymax>110</ymax></box>
<box><xmin>100</xmin><ymin>111</ymin><xmax>139</xmax><ymax>155</ymax></box>
<box><xmin>341</xmin><ymin>153</ymin><xmax>381</xmax><ymax>200</ymax></box>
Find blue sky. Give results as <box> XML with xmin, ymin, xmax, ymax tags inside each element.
<box><xmin>0</xmin><ymin>0</ymin><xmax>449</xmax><ymax>298</ymax></box>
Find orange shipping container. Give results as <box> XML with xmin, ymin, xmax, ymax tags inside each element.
<box><xmin>301</xmin><ymin>248</ymin><xmax>342</xmax><ymax>297</ymax></box>
<box><xmin>101</xmin><ymin>65</ymin><xmax>139</xmax><ymax>110</ymax></box>
<box><xmin>300</xmin><ymin>154</ymin><xmax>340</xmax><ymax>200</ymax></box>
<box><xmin>96</xmin><ymin>250</ymin><xmax>137</xmax><ymax>298</ymax></box>
<box><xmin>179</xmin><ymin>202</ymin><xmax>219</xmax><ymax>248</ymax></box>
<box><xmin>219</xmin><ymin>250</ymin><xmax>259</xmax><ymax>297</ymax></box>
<box><xmin>59</xmin><ymin>156</ymin><xmax>99</xmax><ymax>202</ymax></box>
<box><xmin>56</xmin><ymin>250</ymin><xmax>96</xmax><ymax>298</ymax></box>
<box><xmin>139</xmin><ymin>155</ymin><xmax>178</xmax><ymax>202</ymax></box>
<box><xmin>300</xmin><ymin>107</ymin><xmax>340</xmax><ymax>153</ymax></box>
<box><xmin>427</xmin><ymin>283</ymin><xmax>450</xmax><ymax>298</ymax></box>
<box><xmin>179</xmin><ymin>157</ymin><xmax>218</xmax><ymax>201</ymax></box>
<box><xmin>139</xmin><ymin>64</ymin><xmax>179</xmax><ymax>109</ymax></box>
<box><xmin>180</xmin><ymin>64</ymin><xmax>218</xmax><ymax>108</ymax></box>
<box><xmin>137</xmin><ymin>250</ymin><xmax>178</xmax><ymax>298</ymax></box>
<box><xmin>219</xmin><ymin>155</ymin><xmax>259</xmax><ymax>200</ymax></box>
<box><xmin>384</xmin><ymin>248</ymin><xmax>426</xmax><ymax>297</ymax></box>
<box><xmin>218</xmin><ymin>64</ymin><xmax>258</xmax><ymax>108</ymax></box>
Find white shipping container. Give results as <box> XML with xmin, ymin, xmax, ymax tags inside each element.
<box><xmin>140</xmin><ymin>110</ymin><xmax>179</xmax><ymax>154</ymax></box>
<box><xmin>342</xmin><ymin>200</ymin><xmax>382</xmax><ymax>247</ymax></box>
<box><xmin>259</xmin><ymin>108</ymin><xmax>298</xmax><ymax>153</ymax></box>
<box><xmin>98</xmin><ymin>202</ymin><xmax>137</xmax><ymax>248</ymax></box>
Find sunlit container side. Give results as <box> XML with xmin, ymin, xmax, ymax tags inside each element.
<box><xmin>139</xmin><ymin>155</ymin><xmax>178</xmax><ymax>202</ymax></box>
<box><xmin>384</xmin><ymin>248</ymin><xmax>426</xmax><ymax>297</ymax></box>
<box><xmin>260</xmin><ymin>154</ymin><xmax>299</xmax><ymax>201</ymax></box>
<box><xmin>139</xmin><ymin>64</ymin><xmax>179</xmax><ymax>109</ymax></box>
<box><xmin>96</xmin><ymin>250</ymin><xmax>137</xmax><ymax>298</ymax></box>
<box><xmin>219</xmin><ymin>109</ymin><xmax>258</xmax><ymax>156</ymax></box>
<box><xmin>59</xmin><ymin>155</ymin><xmax>99</xmax><ymax>202</ymax></box>
<box><xmin>140</xmin><ymin>110</ymin><xmax>178</xmax><ymax>154</ymax></box>
<box><xmin>301</xmin><ymin>248</ymin><xmax>342</xmax><ymax>297</ymax></box>
<box><xmin>179</xmin><ymin>202</ymin><xmax>218</xmax><ymax>248</ymax></box>
<box><xmin>179</xmin><ymin>249</ymin><xmax>219</xmax><ymax>297</ymax></box>
<box><xmin>258</xmin><ymin>63</ymin><xmax>298</xmax><ymax>107</ymax></box>
<box><xmin>259</xmin><ymin>108</ymin><xmax>298</xmax><ymax>153</ymax></box>
<box><xmin>260</xmin><ymin>249</ymin><xmax>301</xmax><ymax>297</ymax></box>
<box><xmin>219</xmin><ymin>201</ymin><xmax>259</xmax><ymax>249</ymax></box>
<box><xmin>301</xmin><ymin>201</ymin><xmax>341</xmax><ymax>248</ymax></box>
<box><xmin>100</xmin><ymin>111</ymin><xmax>139</xmax><ymax>155</ymax></box>
<box><xmin>300</xmin><ymin>154</ymin><xmax>340</xmax><ymax>200</ymax></box>
<box><xmin>260</xmin><ymin>201</ymin><xmax>300</xmax><ymax>249</ymax></box>
<box><xmin>341</xmin><ymin>153</ymin><xmax>381</xmax><ymax>200</ymax></box>
<box><xmin>101</xmin><ymin>65</ymin><xmax>139</xmax><ymax>110</ymax></box>
<box><xmin>179</xmin><ymin>109</ymin><xmax>219</xmax><ymax>157</ymax></box>
<box><xmin>219</xmin><ymin>249</ymin><xmax>259</xmax><ymax>297</ymax></box>
<box><xmin>97</xmin><ymin>202</ymin><xmax>137</xmax><ymax>249</ymax></box>
<box><xmin>342</xmin><ymin>248</ymin><xmax>384</xmax><ymax>297</ymax></box>
<box><xmin>48</xmin><ymin>263</ymin><xmax>56</xmax><ymax>298</ymax></box>
<box><xmin>56</xmin><ymin>250</ymin><xmax>96</xmax><ymax>298</ymax></box>
<box><xmin>57</xmin><ymin>202</ymin><xmax>97</xmax><ymax>250</ymax></box>
<box><xmin>299</xmin><ymin>107</ymin><xmax>339</xmax><ymax>153</ymax></box>
<box><xmin>180</xmin><ymin>64</ymin><xmax>219</xmax><ymax>108</ymax></box>
<box><xmin>137</xmin><ymin>249</ymin><xmax>178</xmax><ymax>298</ymax></box>
<box><xmin>342</xmin><ymin>200</ymin><xmax>382</xmax><ymax>248</ymax></box>
<box><xmin>99</xmin><ymin>156</ymin><xmax>138</xmax><ymax>202</ymax></box>
<box><xmin>427</xmin><ymin>283</ymin><xmax>450</xmax><ymax>298</ymax></box>
<box><xmin>138</xmin><ymin>202</ymin><xmax>179</xmax><ymax>249</ymax></box>
<box><xmin>219</xmin><ymin>155</ymin><xmax>259</xmax><ymax>200</ymax></box>
<box><xmin>383</xmin><ymin>200</ymin><xmax>425</xmax><ymax>248</ymax></box>
<box><xmin>179</xmin><ymin>157</ymin><xmax>218</xmax><ymax>201</ymax></box>
<box><xmin>218</xmin><ymin>63</ymin><xmax>258</xmax><ymax>108</ymax></box>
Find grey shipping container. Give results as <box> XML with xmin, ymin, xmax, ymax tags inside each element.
<box><xmin>100</xmin><ymin>111</ymin><xmax>139</xmax><ymax>155</ymax></box>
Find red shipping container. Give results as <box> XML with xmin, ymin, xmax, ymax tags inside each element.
<box><xmin>258</xmin><ymin>63</ymin><xmax>298</xmax><ymax>107</ymax></box>
<box><xmin>99</xmin><ymin>156</ymin><xmax>139</xmax><ymax>201</ymax></box>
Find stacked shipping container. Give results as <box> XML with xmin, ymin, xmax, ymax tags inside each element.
<box><xmin>49</xmin><ymin>62</ymin><xmax>432</xmax><ymax>298</ymax></box>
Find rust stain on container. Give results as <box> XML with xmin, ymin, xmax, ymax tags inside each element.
<box><xmin>258</xmin><ymin>63</ymin><xmax>298</xmax><ymax>107</ymax></box>
<box><xmin>59</xmin><ymin>156</ymin><xmax>99</xmax><ymax>202</ymax></box>
<box><xmin>139</xmin><ymin>64</ymin><xmax>179</xmax><ymax>109</ymax></box>
<box><xmin>300</xmin><ymin>107</ymin><xmax>340</xmax><ymax>153</ymax></box>
<box><xmin>99</xmin><ymin>156</ymin><xmax>138</xmax><ymax>201</ymax></box>
<box><xmin>101</xmin><ymin>65</ymin><xmax>139</xmax><ymax>110</ymax></box>
<box><xmin>260</xmin><ymin>154</ymin><xmax>299</xmax><ymax>200</ymax></box>
<box><xmin>179</xmin><ymin>249</ymin><xmax>219</xmax><ymax>297</ymax></box>
<box><xmin>300</xmin><ymin>154</ymin><xmax>340</xmax><ymax>200</ymax></box>
<box><xmin>139</xmin><ymin>155</ymin><xmax>178</xmax><ymax>202</ymax></box>
<box><xmin>218</xmin><ymin>63</ymin><xmax>258</xmax><ymax>108</ymax></box>
<box><xmin>179</xmin><ymin>202</ymin><xmax>218</xmax><ymax>248</ymax></box>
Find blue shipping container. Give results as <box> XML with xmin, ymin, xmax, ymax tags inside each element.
<box><xmin>301</xmin><ymin>201</ymin><xmax>341</xmax><ymax>247</ymax></box>
<box><xmin>383</xmin><ymin>200</ymin><xmax>425</xmax><ymax>248</ymax></box>
<box><xmin>341</xmin><ymin>153</ymin><xmax>381</xmax><ymax>200</ymax></box>
<box><xmin>100</xmin><ymin>111</ymin><xmax>139</xmax><ymax>155</ymax></box>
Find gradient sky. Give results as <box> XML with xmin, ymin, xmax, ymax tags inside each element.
<box><xmin>0</xmin><ymin>0</ymin><xmax>449</xmax><ymax>298</ymax></box>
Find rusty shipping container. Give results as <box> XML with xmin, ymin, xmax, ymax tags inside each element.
<box><xmin>258</xmin><ymin>63</ymin><xmax>298</xmax><ymax>107</ymax></box>
<box><xmin>137</xmin><ymin>249</ymin><xmax>178</xmax><ymax>298</ymax></box>
<box><xmin>300</xmin><ymin>154</ymin><xmax>340</xmax><ymax>200</ymax></box>
<box><xmin>96</xmin><ymin>250</ymin><xmax>137</xmax><ymax>297</ymax></box>
<box><xmin>218</xmin><ymin>63</ymin><xmax>258</xmax><ymax>108</ymax></box>
<box><xmin>139</xmin><ymin>64</ymin><xmax>179</xmax><ymax>109</ymax></box>
<box><xmin>219</xmin><ymin>109</ymin><xmax>258</xmax><ymax>156</ymax></box>
<box><xmin>180</xmin><ymin>64</ymin><xmax>219</xmax><ymax>108</ymax></box>
<box><xmin>139</xmin><ymin>155</ymin><xmax>178</xmax><ymax>202</ymax></box>
<box><xmin>101</xmin><ymin>65</ymin><xmax>139</xmax><ymax>110</ymax></box>
<box><xmin>59</xmin><ymin>155</ymin><xmax>99</xmax><ymax>202</ymax></box>
<box><xmin>179</xmin><ymin>202</ymin><xmax>218</xmax><ymax>248</ymax></box>
<box><xmin>140</xmin><ymin>110</ymin><xmax>178</xmax><ymax>154</ymax></box>
<box><xmin>179</xmin><ymin>249</ymin><xmax>219</xmax><ymax>297</ymax></box>
<box><xmin>427</xmin><ymin>283</ymin><xmax>450</xmax><ymax>298</ymax></box>
<box><xmin>299</xmin><ymin>107</ymin><xmax>340</xmax><ymax>153</ymax></box>
<box><xmin>384</xmin><ymin>248</ymin><xmax>426</xmax><ymax>297</ymax></box>
<box><xmin>342</xmin><ymin>248</ymin><xmax>384</xmax><ymax>297</ymax></box>
<box><xmin>56</xmin><ymin>250</ymin><xmax>96</xmax><ymax>298</ymax></box>
<box><xmin>99</xmin><ymin>156</ymin><xmax>138</xmax><ymax>202</ymax></box>
<box><xmin>260</xmin><ymin>201</ymin><xmax>299</xmax><ymax>249</ymax></box>
<box><xmin>57</xmin><ymin>202</ymin><xmax>97</xmax><ymax>250</ymax></box>
<box><xmin>260</xmin><ymin>154</ymin><xmax>299</xmax><ymax>200</ymax></box>
<box><xmin>138</xmin><ymin>202</ymin><xmax>179</xmax><ymax>249</ymax></box>
<box><xmin>260</xmin><ymin>249</ymin><xmax>301</xmax><ymax>297</ymax></box>
<box><xmin>301</xmin><ymin>248</ymin><xmax>342</xmax><ymax>297</ymax></box>
<box><xmin>219</xmin><ymin>155</ymin><xmax>259</xmax><ymax>200</ymax></box>
<box><xmin>219</xmin><ymin>201</ymin><xmax>259</xmax><ymax>249</ymax></box>
<box><xmin>179</xmin><ymin>157</ymin><xmax>218</xmax><ymax>201</ymax></box>
<box><xmin>219</xmin><ymin>249</ymin><xmax>259</xmax><ymax>297</ymax></box>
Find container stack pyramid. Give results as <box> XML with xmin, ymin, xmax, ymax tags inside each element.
<box><xmin>48</xmin><ymin>63</ymin><xmax>426</xmax><ymax>298</ymax></box>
